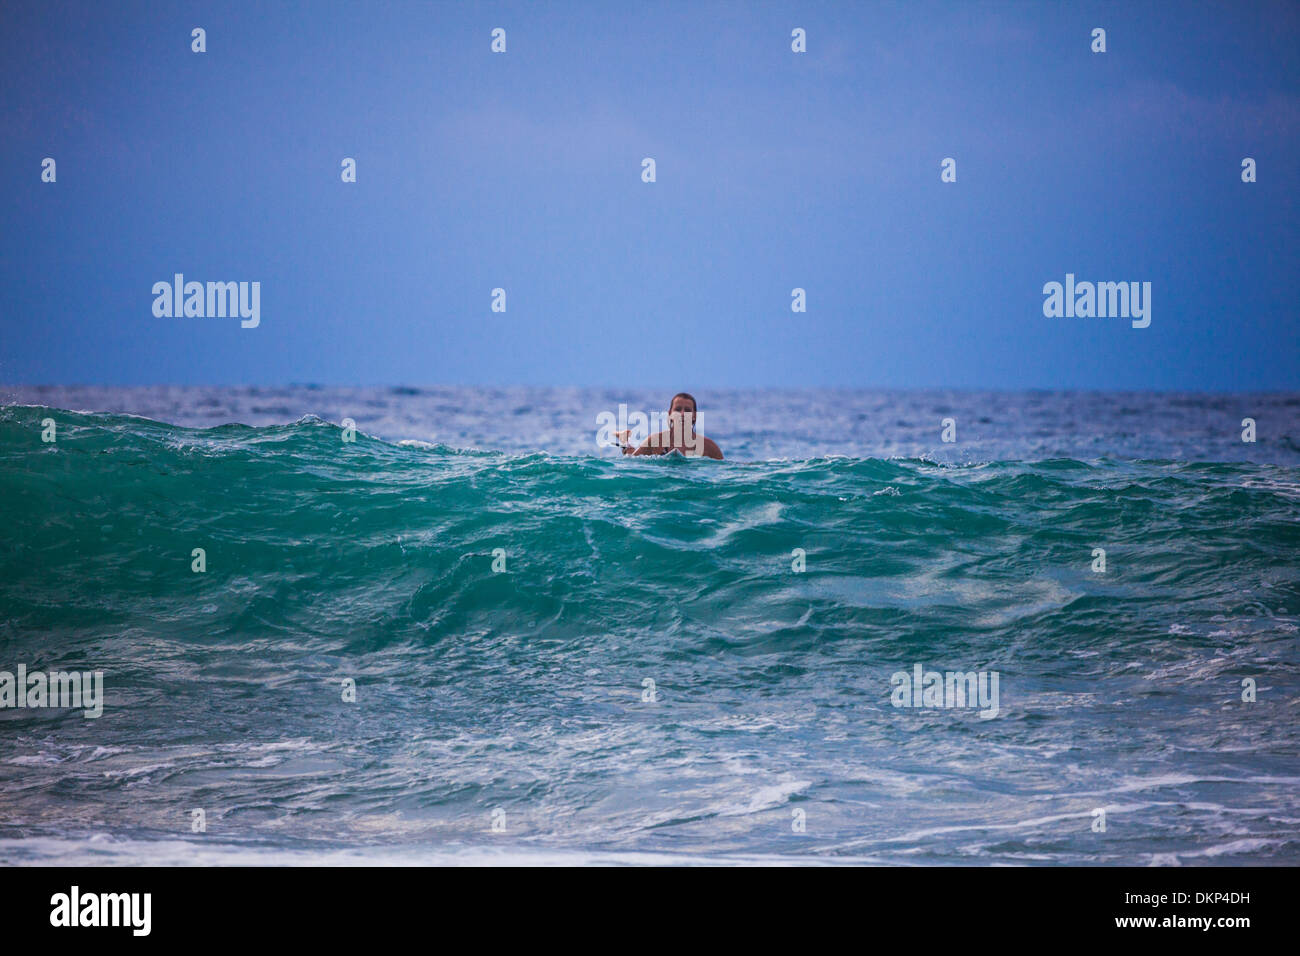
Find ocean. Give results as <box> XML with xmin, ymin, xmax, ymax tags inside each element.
<box><xmin>1</xmin><ymin>386</ymin><xmax>1297</xmax><ymax>865</ymax></box>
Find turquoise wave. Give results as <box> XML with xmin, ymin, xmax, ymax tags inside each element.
<box><xmin>1</xmin><ymin>404</ymin><xmax>1298</xmax><ymax>863</ymax></box>
<box><xmin>3</xmin><ymin>404</ymin><xmax>1295</xmax><ymax>653</ymax></box>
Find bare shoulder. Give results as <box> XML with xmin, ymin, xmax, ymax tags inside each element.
<box><xmin>702</xmin><ymin>437</ymin><xmax>723</xmax><ymax>460</ymax></box>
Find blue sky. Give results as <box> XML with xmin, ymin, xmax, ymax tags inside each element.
<box><xmin>2</xmin><ymin>0</ymin><xmax>1296</xmax><ymax>389</ymax></box>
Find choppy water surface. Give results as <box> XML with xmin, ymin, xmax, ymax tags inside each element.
<box><xmin>1</xmin><ymin>387</ymin><xmax>1297</xmax><ymax>864</ymax></box>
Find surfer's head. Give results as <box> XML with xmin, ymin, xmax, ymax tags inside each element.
<box><xmin>668</xmin><ymin>393</ymin><xmax>697</xmax><ymax>433</ymax></box>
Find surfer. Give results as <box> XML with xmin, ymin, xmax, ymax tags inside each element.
<box><xmin>616</xmin><ymin>392</ymin><xmax>723</xmax><ymax>460</ymax></box>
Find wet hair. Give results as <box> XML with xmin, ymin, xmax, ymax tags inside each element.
<box><xmin>669</xmin><ymin>392</ymin><xmax>698</xmax><ymax>413</ymax></box>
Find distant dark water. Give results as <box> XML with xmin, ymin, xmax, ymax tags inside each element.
<box><xmin>5</xmin><ymin>384</ymin><xmax>1299</xmax><ymax>464</ymax></box>
<box><xmin>0</xmin><ymin>388</ymin><xmax>1297</xmax><ymax>864</ymax></box>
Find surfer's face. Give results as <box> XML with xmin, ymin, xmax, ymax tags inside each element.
<box><xmin>668</xmin><ymin>396</ymin><xmax>696</xmax><ymax>433</ymax></box>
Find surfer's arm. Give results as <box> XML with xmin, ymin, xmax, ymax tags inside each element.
<box><xmin>619</xmin><ymin>430</ymin><xmax>669</xmax><ymax>455</ymax></box>
<box><xmin>702</xmin><ymin>437</ymin><xmax>723</xmax><ymax>460</ymax></box>
<box><xmin>615</xmin><ymin>433</ymin><xmax>654</xmax><ymax>455</ymax></box>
